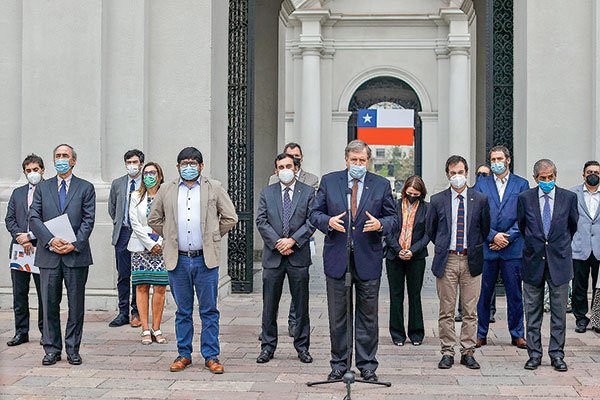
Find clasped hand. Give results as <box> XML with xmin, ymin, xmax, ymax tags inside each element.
<box><xmin>489</xmin><ymin>232</ymin><xmax>510</xmax><ymax>251</ymax></box>
<box><xmin>276</xmin><ymin>237</ymin><xmax>296</xmax><ymax>256</ymax></box>
<box><xmin>52</xmin><ymin>237</ymin><xmax>75</xmax><ymax>254</ymax></box>
<box><xmin>16</xmin><ymin>233</ymin><xmax>34</xmax><ymax>255</ymax></box>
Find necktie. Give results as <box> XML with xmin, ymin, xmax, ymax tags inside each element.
<box><xmin>456</xmin><ymin>194</ymin><xmax>465</xmax><ymax>252</ymax></box>
<box><xmin>282</xmin><ymin>187</ymin><xmax>292</xmax><ymax>237</ymax></box>
<box><xmin>58</xmin><ymin>180</ymin><xmax>67</xmax><ymax>212</ymax></box>
<box><xmin>27</xmin><ymin>186</ymin><xmax>34</xmax><ymax>208</ymax></box>
<box><xmin>351</xmin><ymin>179</ymin><xmax>359</xmax><ymax>220</ymax></box>
<box><xmin>542</xmin><ymin>194</ymin><xmax>551</xmax><ymax>237</ymax></box>
<box><xmin>126</xmin><ymin>179</ymin><xmax>135</xmax><ymax>226</ymax></box>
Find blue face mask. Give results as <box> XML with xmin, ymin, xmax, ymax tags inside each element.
<box><xmin>55</xmin><ymin>159</ymin><xmax>71</xmax><ymax>174</ymax></box>
<box><xmin>538</xmin><ymin>180</ymin><xmax>555</xmax><ymax>194</ymax></box>
<box><xmin>349</xmin><ymin>164</ymin><xmax>367</xmax><ymax>180</ymax></box>
<box><xmin>180</xmin><ymin>165</ymin><xmax>199</xmax><ymax>181</ymax></box>
<box><xmin>490</xmin><ymin>162</ymin><xmax>506</xmax><ymax>175</ymax></box>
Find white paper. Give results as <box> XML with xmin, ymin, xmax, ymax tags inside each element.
<box><xmin>10</xmin><ymin>244</ymin><xmax>39</xmax><ymax>274</ymax></box>
<box><xmin>44</xmin><ymin>214</ymin><xmax>77</xmax><ymax>243</ymax></box>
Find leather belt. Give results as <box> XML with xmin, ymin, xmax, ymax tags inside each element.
<box><xmin>178</xmin><ymin>250</ymin><xmax>204</xmax><ymax>258</ymax></box>
<box><xmin>449</xmin><ymin>249</ymin><xmax>468</xmax><ymax>256</ymax></box>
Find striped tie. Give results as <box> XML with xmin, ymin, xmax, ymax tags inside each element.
<box><xmin>456</xmin><ymin>194</ymin><xmax>465</xmax><ymax>252</ymax></box>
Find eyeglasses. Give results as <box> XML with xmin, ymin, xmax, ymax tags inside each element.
<box><xmin>180</xmin><ymin>162</ymin><xmax>199</xmax><ymax>168</ymax></box>
<box><xmin>143</xmin><ymin>171</ymin><xmax>158</xmax><ymax>176</ymax></box>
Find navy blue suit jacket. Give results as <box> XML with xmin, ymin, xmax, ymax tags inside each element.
<box><xmin>426</xmin><ymin>187</ymin><xmax>491</xmax><ymax>278</ymax></box>
<box><xmin>29</xmin><ymin>175</ymin><xmax>96</xmax><ymax>268</ymax></box>
<box><xmin>473</xmin><ymin>174</ymin><xmax>529</xmax><ymax>260</ymax></box>
<box><xmin>517</xmin><ymin>186</ymin><xmax>578</xmax><ymax>286</ymax></box>
<box><xmin>309</xmin><ymin>170</ymin><xmax>397</xmax><ymax>281</ymax></box>
<box><xmin>255</xmin><ymin>181</ymin><xmax>316</xmax><ymax>268</ymax></box>
<box><xmin>5</xmin><ymin>183</ymin><xmax>38</xmax><ymax>257</ymax></box>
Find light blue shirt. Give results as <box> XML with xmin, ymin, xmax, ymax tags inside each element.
<box><xmin>177</xmin><ymin>179</ymin><xmax>203</xmax><ymax>251</ymax></box>
<box><xmin>123</xmin><ymin>175</ymin><xmax>142</xmax><ymax>226</ymax></box>
<box><xmin>538</xmin><ymin>187</ymin><xmax>555</xmax><ymax>220</ymax></box>
<box><xmin>347</xmin><ymin>172</ymin><xmax>365</xmax><ymax>211</ymax></box>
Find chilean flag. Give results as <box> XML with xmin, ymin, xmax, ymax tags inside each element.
<box><xmin>357</xmin><ymin>109</ymin><xmax>415</xmax><ymax>146</ymax></box>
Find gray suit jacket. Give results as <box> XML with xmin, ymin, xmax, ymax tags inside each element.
<box><xmin>108</xmin><ymin>175</ymin><xmax>129</xmax><ymax>245</ymax></box>
<box><xmin>571</xmin><ymin>184</ymin><xmax>600</xmax><ymax>260</ymax></box>
<box><xmin>268</xmin><ymin>169</ymin><xmax>319</xmax><ymax>191</ymax></box>
<box><xmin>29</xmin><ymin>175</ymin><xmax>96</xmax><ymax>268</ymax></box>
<box><xmin>256</xmin><ymin>181</ymin><xmax>316</xmax><ymax>268</ymax></box>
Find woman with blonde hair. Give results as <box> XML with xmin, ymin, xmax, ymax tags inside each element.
<box><xmin>128</xmin><ymin>162</ymin><xmax>169</xmax><ymax>344</ymax></box>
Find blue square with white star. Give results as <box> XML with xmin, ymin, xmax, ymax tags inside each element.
<box><xmin>358</xmin><ymin>109</ymin><xmax>377</xmax><ymax>128</ymax></box>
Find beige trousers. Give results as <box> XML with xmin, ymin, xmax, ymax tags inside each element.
<box><xmin>436</xmin><ymin>253</ymin><xmax>482</xmax><ymax>356</ymax></box>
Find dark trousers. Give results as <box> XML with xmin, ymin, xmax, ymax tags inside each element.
<box><xmin>40</xmin><ymin>262</ymin><xmax>89</xmax><ymax>355</ymax></box>
<box><xmin>385</xmin><ymin>257</ymin><xmax>425</xmax><ymax>343</ymax></box>
<box><xmin>115</xmin><ymin>227</ymin><xmax>137</xmax><ymax>317</ymax></box>
<box><xmin>477</xmin><ymin>258</ymin><xmax>524</xmax><ymax>339</ymax></box>
<box><xmin>261</xmin><ymin>257</ymin><xmax>310</xmax><ymax>353</ymax></box>
<box><xmin>326</xmin><ymin>253</ymin><xmax>380</xmax><ymax>372</ymax></box>
<box><xmin>523</xmin><ymin>269</ymin><xmax>568</xmax><ymax>359</ymax></box>
<box><xmin>572</xmin><ymin>254</ymin><xmax>599</xmax><ymax>327</ymax></box>
<box><xmin>11</xmin><ymin>269</ymin><xmax>43</xmax><ymax>336</ymax></box>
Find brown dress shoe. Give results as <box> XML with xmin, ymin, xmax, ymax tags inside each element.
<box><xmin>170</xmin><ymin>356</ymin><xmax>192</xmax><ymax>372</ymax></box>
<box><xmin>206</xmin><ymin>359</ymin><xmax>224</xmax><ymax>374</ymax></box>
<box><xmin>130</xmin><ymin>315</ymin><xmax>142</xmax><ymax>328</ymax></box>
<box><xmin>511</xmin><ymin>337</ymin><xmax>527</xmax><ymax>349</ymax></box>
<box><xmin>475</xmin><ymin>337</ymin><xmax>487</xmax><ymax>348</ymax></box>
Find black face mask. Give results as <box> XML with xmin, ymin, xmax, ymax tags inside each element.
<box><xmin>586</xmin><ymin>174</ymin><xmax>600</xmax><ymax>187</ymax></box>
<box><xmin>406</xmin><ymin>195</ymin><xmax>419</xmax><ymax>204</ymax></box>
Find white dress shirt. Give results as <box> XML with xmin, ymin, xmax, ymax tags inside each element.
<box><xmin>177</xmin><ymin>179</ymin><xmax>203</xmax><ymax>251</ymax></box>
<box><xmin>583</xmin><ymin>185</ymin><xmax>600</xmax><ymax>218</ymax></box>
<box><xmin>57</xmin><ymin>174</ymin><xmax>73</xmax><ymax>192</ymax></box>
<box><xmin>538</xmin><ymin>187</ymin><xmax>555</xmax><ymax>219</ymax></box>
<box><xmin>494</xmin><ymin>172</ymin><xmax>510</xmax><ymax>202</ymax></box>
<box><xmin>280</xmin><ymin>181</ymin><xmax>296</xmax><ymax>202</ymax></box>
<box><xmin>450</xmin><ymin>187</ymin><xmax>468</xmax><ymax>250</ymax></box>
<box><xmin>123</xmin><ymin>175</ymin><xmax>142</xmax><ymax>226</ymax></box>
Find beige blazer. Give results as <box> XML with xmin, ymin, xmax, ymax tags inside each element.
<box><xmin>147</xmin><ymin>176</ymin><xmax>238</xmax><ymax>270</ymax></box>
<box><xmin>127</xmin><ymin>191</ymin><xmax>164</xmax><ymax>253</ymax></box>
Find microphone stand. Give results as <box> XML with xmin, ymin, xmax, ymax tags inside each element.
<box><xmin>306</xmin><ymin>188</ymin><xmax>391</xmax><ymax>399</ymax></box>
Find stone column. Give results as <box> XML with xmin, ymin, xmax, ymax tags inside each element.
<box><xmin>293</xmin><ymin>10</ymin><xmax>329</xmax><ymax>176</ymax></box>
<box><xmin>444</xmin><ymin>11</ymin><xmax>472</xmax><ymax>166</ymax></box>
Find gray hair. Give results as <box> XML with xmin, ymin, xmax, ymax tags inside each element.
<box><xmin>53</xmin><ymin>143</ymin><xmax>77</xmax><ymax>160</ymax></box>
<box><xmin>345</xmin><ymin>139</ymin><xmax>372</xmax><ymax>159</ymax></box>
<box><xmin>533</xmin><ymin>158</ymin><xmax>557</xmax><ymax>178</ymax></box>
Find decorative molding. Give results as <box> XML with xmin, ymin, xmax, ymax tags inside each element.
<box><xmin>332</xmin><ymin>111</ymin><xmax>352</xmax><ymax>122</ymax></box>
<box><xmin>418</xmin><ymin>111</ymin><xmax>439</xmax><ymax>122</ymax></box>
<box><xmin>337</xmin><ymin>66</ymin><xmax>433</xmax><ymax>113</ymax></box>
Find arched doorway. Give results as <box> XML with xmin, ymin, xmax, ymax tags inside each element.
<box><xmin>347</xmin><ymin>76</ymin><xmax>422</xmax><ymax>195</ymax></box>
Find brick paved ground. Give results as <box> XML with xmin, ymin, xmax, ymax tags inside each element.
<box><xmin>1</xmin><ymin>255</ymin><xmax>600</xmax><ymax>399</ymax></box>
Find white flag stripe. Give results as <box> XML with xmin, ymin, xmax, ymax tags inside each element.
<box><xmin>376</xmin><ymin>109</ymin><xmax>414</xmax><ymax>128</ymax></box>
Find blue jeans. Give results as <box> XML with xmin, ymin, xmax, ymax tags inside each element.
<box><xmin>169</xmin><ymin>255</ymin><xmax>220</xmax><ymax>362</ymax></box>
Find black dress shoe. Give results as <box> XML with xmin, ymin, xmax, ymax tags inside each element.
<box><xmin>42</xmin><ymin>353</ymin><xmax>61</xmax><ymax>366</ymax></box>
<box><xmin>256</xmin><ymin>350</ymin><xmax>274</xmax><ymax>363</ymax></box>
<box><xmin>298</xmin><ymin>351</ymin><xmax>313</xmax><ymax>363</ymax></box>
<box><xmin>7</xmin><ymin>333</ymin><xmax>29</xmax><ymax>346</ymax></box>
<box><xmin>108</xmin><ymin>314</ymin><xmax>129</xmax><ymax>327</ymax></box>
<box><xmin>287</xmin><ymin>324</ymin><xmax>296</xmax><ymax>338</ymax></box>
<box><xmin>327</xmin><ymin>369</ymin><xmax>345</xmax><ymax>381</ymax></box>
<box><xmin>67</xmin><ymin>353</ymin><xmax>82</xmax><ymax>365</ymax></box>
<box><xmin>550</xmin><ymin>357</ymin><xmax>568</xmax><ymax>372</ymax></box>
<box><xmin>524</xmin><ymin>357</ymin><xmax>541</xmax><ymax>370</ymax></box>
<box><xmin>460</xmin><ymin>354</ymin><xmax>481</xmax><ymax>369</ymax></box>
<box><xmin>393</xmin><ymin>339</ymin><xmax>405</xmax><ymax>346</ymax></box>
<box><xmin>360</xmin><ymin>369</ymin><xmax>378</xmax><ymax>382</ymax></box>
<box><xmin>575</xmin><ymin>324</ymin><xmax>587</xmax><ymax>333</ymax></box>
<box><xmin>438</xmin><ymin>355</ymin><xmax>454</xmax><ymax>369</ymax></box>
<box><xmin>592</xmin><ymin>326</ymin><xmax>600</xmax><ymax>333</ymax></box>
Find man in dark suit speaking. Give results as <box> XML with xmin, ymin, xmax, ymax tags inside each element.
<box><xmin>29</xmin><ymin>144</ymin><xmax>96</xmax><ymax>366</ymax></box>
<box><xmin>255</xmin><ymin>153</ymin><xmax>316</xmax><ymax>364</ymax></box>
<box><xmin>517</xmin><ymin>159</ymin><xmax>578</xmax><ymax>372</ymax></box>
<box><xmin>310</xmin><ymin>140</ymin><xmax>397</xmax><ymax>383</ymax></box>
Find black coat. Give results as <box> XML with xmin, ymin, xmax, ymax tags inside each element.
<box><xmin>385</xmin><ymin>199</ymin><xmax>429</xmax><ymax>261</ymax></box>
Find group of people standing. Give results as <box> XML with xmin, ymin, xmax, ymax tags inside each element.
<box><xmin>6</xmin><ymin>145</ymin><xmax>238</xmax><ymax>374</ymax></box>
<box><xmin>255</xmin><ymin>140</ymin><xmax>599</xmax><ymax>383</ymax></box>
<box><xmin>5</xmin><ymin>139</ymin><xmax>600</xmax><ymax>380</ymax></box>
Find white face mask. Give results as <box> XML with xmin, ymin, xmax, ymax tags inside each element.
<box><xmin>126</xmin><ymin>164</ymin><xmax>140</xmax><ymax>177</ymax></box>
<box><xmin>26</xmin><ymin>171</ymin><xmax>42</xmax><ymax>185</ymax></box>
<box><xmin>449</xmin><ymin>174</ymin><xmax>467</xmax><ymax>189</ymax></box>
<box><xmin>278</xmin><ymin>168</ymin><xmax>295</xmax><ymax>185</ymax></box>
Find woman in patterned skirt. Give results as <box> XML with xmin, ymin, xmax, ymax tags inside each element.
<box><xmin>590</xmin><ymin>279</ymin><xmax>600</xmax><ymax>333</ymax></box>
<box><xmin>127</xmin><ymin>162</ymin><xmax>169</xmax><ymax>344</ymax></box>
